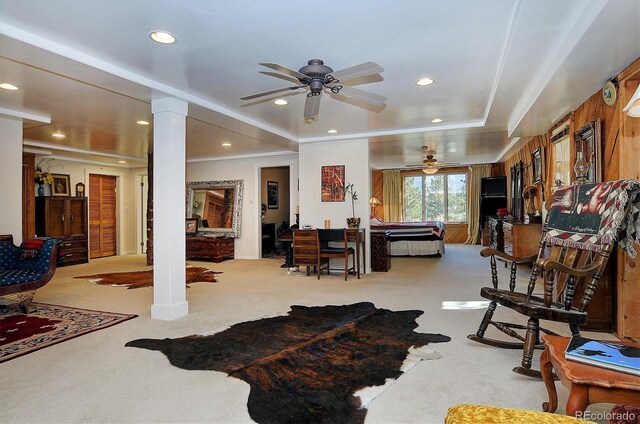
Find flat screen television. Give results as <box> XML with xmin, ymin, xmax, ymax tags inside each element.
<box><xmin>481</xmin><ymin>176</ymin><xmax>507</xmax><ymax>198</ymax></box>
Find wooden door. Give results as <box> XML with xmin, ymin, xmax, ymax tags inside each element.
<box><xmin>89</xmin><ymin>174</ymin><xmax>117</xmax><ymax>258</ymax></box>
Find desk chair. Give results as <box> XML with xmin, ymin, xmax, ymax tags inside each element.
<box><xmin>318</xmin><ymin>229</ymin><xmax>356</xmax><ymax>281</ymax></box>
<box><xmin>292</xmin><ymin>229</ymin><xmax>324</xmax><ymax>276</ymax></box>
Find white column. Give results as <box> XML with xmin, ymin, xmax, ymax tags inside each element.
<box><xmin>0</xmin><ymin>117</ymin><xmax>23</xmax><ymax>242</ymax></box>
<box><xmin>151</xmin><ymin>97</ymin><xmax>188</xmax><ymax>320</ymax></box>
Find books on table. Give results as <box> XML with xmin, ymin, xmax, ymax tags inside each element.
<box><xmin>564</xmin><ymin>335</ymin><xmax>640</xmax><ymax>377</ymax></box>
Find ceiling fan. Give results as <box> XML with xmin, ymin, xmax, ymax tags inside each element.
<box><xmin>406</xmin><ymin>147</ymin><xmax>460</xmax><ymax>174</ymax></box>
<box><xmin>240</xmin><ymin>59</ymin><xmax>386</xmax><ymax>121</ymax></box>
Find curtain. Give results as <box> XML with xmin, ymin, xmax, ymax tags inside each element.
<box><xmin>382</xmin><ymin>169</ymin><xmax>402</xmax><ymax>222</ymax></box>
<box><xmin>465</xmin><ymin>164</ymin><xmax>492</xmax><ymax>244</ymax></box>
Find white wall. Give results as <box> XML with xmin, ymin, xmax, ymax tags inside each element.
<box><xmin>33</xmin><ymin>156</ymin><xmax>139</xmax><ymax>254</ymax></box>
<box><xmin>0</xmin><ymin>118</ymin><xmax>23</xmax><ymax>242</ymax></box>
<box><xmin>187</xmin><ymin>154</ymin><xmax>299</xmax><ymax>259</ymax></box>
<box><xmin>298</xmin><ymin>139</ymin><xmax>371</xmax><ymax>269</ymax></box>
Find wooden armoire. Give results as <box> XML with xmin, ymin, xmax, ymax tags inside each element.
<box><xmin>35</xmin><ymin>197</ymin><xmax>88</xmax><ymax>266</ymax></box>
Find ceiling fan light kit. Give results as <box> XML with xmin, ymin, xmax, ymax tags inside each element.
<box><xmin>241</xmin><ymin>59</ymin><xmax>386</xmax><ymax>120</ymax></box>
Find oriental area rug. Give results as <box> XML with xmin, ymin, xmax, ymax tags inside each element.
<box><xmin>0</xmin><ymin>303</ymin><xmax>136</xmax><ymax>363</ymax></box>
<box><xmin>75</xmin><ymin>266</ymin><xmax>221</xmax><ymax>289</ymax></box>
<box><xmin>126</xmin><ymin>302</ymin><xmax>450</xmax><ymax>424</ymax></box>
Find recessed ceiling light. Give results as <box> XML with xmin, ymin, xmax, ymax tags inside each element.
<box><xmin>149</xmin><ymin>30</ymin><xmax>176</xmax><ymax>44</ymax></box>
<box><xmin>432</xmin><ymin>118</ymin><xmax>443</xmax><ymax>123</ymax></box>
<box><xmin>52</xmin><ymin>132</ymin><xmax>66</xmax><ymax>138</ymax></box>
<box><xmin>273</xmin><ymin>99</ymin><xmax>288</xmax><ymax>106</ymax></box>
<box><xmin>327</xmin><ymin>129</ymin><xmax>338</xmax><ymax>134</ymax></box>
<box><xmin>0</xmin><ymin>83</ymin><xmax>19</xmax><ymax>91</ymax></box>
<box><xmin>118</xmin><ymin>160</ymin><xmax>127</xmax><ymax>164</ymax></box>
<box><xmin>416</xmin><ymin>78</ymin><xmax>435</xmax><ymax>86</ymax></box>
<box><xmin>222</xmin><ymin>142</ymin><xmax>232</xmax><ymax>147</ymax></box>
<box><xmin>136</xmin><ymin>120</ymin><xmax>150</xmax><ymax>125</ymax></box>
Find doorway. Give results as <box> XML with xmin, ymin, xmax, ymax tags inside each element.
<box><xmin>260</xmin><ymin>166</ymin><xmax>290</xmax><ymax>258</ymax></box>
<box><xmin>89</xmin><ymin>174</ymin><xmax>117</xmax><ymax>258</ymax></box>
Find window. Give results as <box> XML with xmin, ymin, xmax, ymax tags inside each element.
<box><xmin>403</xmin><ymin>173</ymin><xmax>467</xmax><ymax>223</ymax></box>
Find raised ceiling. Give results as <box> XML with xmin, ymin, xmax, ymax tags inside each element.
<box><xmin>0</xmin><ymin>0</ymin><xmax>638</xmax><ymax>168</ymax></box>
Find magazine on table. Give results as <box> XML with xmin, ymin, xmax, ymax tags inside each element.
<box><xmin>564</xmin><ymin>335</ymin><xmax>640</xmax><ymax>377</ymax></box>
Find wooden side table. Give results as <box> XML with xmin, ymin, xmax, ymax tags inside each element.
<box><xmin>540</xmin><ymin>335</ymin><xmax>640</xmax><ymax>417</ymax></box>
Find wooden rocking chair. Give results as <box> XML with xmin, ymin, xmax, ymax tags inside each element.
<box><xmin>468</xmin><ymin>180</ymin><xmax>640</xmax><ymax>378</ymax></box>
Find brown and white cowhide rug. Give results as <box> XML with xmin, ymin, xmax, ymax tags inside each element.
<box><xmin>126</xmin><ymin>302</ymin><xmax>450</xmax><ymax>424</ymax></box>
<box><xmin>75</xmin><ymin>267</ymin><xmax>221</xmax><ymax>289</ymax></box>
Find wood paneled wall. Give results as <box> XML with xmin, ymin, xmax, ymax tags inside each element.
<box><xmin>499</xmin><ymin>57</ymin><xmax>640</xmax><ymax>339</ymax></box>
<box><xmin>371</xmin><ymin>170</ymin><xmax>384</xmax><ymax>219</ymax></box>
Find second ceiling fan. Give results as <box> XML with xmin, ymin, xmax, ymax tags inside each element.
<box><xmin>241</xmin><ymin>59</ymin><xmax>386</xmax><ymax>121</ymax></box>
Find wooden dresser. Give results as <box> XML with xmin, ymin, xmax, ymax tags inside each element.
<box><xmin>35</xmin><ymin>197</ymin><xmax>88</xmax><ymax>266</ymax></box>
<box><xmin>502</xmin><ymin>221</ymin><xmax>542</xmax><ymax>257</ymax></box>
<box><xmin>186</xmin><ymin>236</ymin><xmax>234</xmax><ymax>262</ymax></box>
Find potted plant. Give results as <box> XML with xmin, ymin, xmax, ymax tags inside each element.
<box><xmin>344</xmin><ymin>182</ymin><xmax>360</xmax><ymax>228</ymax></box>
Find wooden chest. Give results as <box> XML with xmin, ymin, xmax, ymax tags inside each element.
<box><xmin>186</xmin><ymin>236</ymin><xmax>234</xmax><ymax>262</ymax></box>
<box><xmin>371</xmin><ymin>232</ymin><xmax>391</xmax><ymax>272</ymax></box>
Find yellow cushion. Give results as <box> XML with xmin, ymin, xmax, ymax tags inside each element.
<box><xmin>445</xmin><ymin>404</ymin><xmax>597</xmax><ymax>424</ymax></box>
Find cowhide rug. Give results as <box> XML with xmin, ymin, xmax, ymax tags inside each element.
<box><xmin>75</xmin><ymin>267</ymin><xmax>221</xmax><ymax>289</ymax></box>
<box><xmin>126</xmin><ymin>302</ymin><xmax>450</xmax><ymax>424</ymax></box>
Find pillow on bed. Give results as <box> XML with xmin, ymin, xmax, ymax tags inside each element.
<box><xmin>370</xmin><ymin>217</ymin><xmax>383</xmax><ymax>225</ymax></box>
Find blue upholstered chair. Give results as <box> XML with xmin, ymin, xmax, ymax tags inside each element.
<box><xmin>0</xmin><ymin>235</ymin><xmax>59</xmax><ymax>313</ymax></box>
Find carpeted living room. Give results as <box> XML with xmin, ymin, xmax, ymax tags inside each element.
<box><xmin>0</xmin><ymin>247</ymin><xmax>613</xmax><ymax>423</ymax></box>
<box><xmin>1</xmin><ymin>1</ymin><xmax>640</xmax><ymax>424</ymax></box>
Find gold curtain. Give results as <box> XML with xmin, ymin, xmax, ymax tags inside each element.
<box><xmin>465</xmin><ymin>164</ymin><xmax>493</xmax><ymax>244</ymax></box>
<box><xmin>382</xmin><ymin>169</ymin><xmax>402</xmax><ymax>222</ymax></box>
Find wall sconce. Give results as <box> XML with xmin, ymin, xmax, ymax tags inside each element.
<box><xmin>623</xmin><ymin>84</ymin><xmax>640</xmax><ymax>117</ymax></box>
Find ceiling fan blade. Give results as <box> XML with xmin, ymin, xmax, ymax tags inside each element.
<box><xmin>259</xmin><ymin>63</ymin><xmax>309</xmax><ymax>80</ymax></box>
<box><xmin>304</xmin><ymin>93</ymin><xmax>322</xmax><ymax>119</ymax></box>
<box><xmin>330</xmin><ymin>62</ymin><xmax>384</xmax><ymax>82</ymax></box>
<box><xmin>331</xmin><ymin>85</ymin><xmax>386</xmax><ymax>105</ymax></box>
<box><xmin>240</xmin><ymin>86</ymin><xmax>305</xmax><ymax>100</ymax></box>
<box><xmin>259</xmin><ymin>71</ymin><xmax>302</xmax><ymax>85</ymax></box>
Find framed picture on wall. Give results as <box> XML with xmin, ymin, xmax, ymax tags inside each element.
<box><xmin>267</xmin><ymin>181</ymin><xmax>279</xmax><ymax>209</ymax></box>
<box><xmin>321</xmin><ymin>165</ymin><xmax>345</xmax><ymax>202</ymax></box>
<box><xmin>185</xmin><ymin>218</ymin><xmax>199</xmax><ymax>235</ymax></box>
<box><xmin>51</xmin><ymin>174</ymin><xmax>71</xmax><ymax>196</ymax></box>
<box><xmin>531</xmin><ymin>147</ymin><xmax>544</xmax><ymax>183</ymax></box>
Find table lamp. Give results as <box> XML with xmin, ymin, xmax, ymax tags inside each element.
<box><xmin>369</xmin><ymin>197</ymin><xmax>381</xmax><ymax>218</ymax></box>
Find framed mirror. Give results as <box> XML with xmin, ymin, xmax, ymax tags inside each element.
<box><xmin>186</xmin><ymin>180</ymin><xmax>244</xmax><ymax>237</ymax></box>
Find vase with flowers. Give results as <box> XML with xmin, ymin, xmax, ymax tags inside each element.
<box><xmin>344</xmin><ymin>182</ymin><xmax>360</xmax><ymax>228</ymax></box>
<box><xmin>34</xmin><ymin>162</ymin><xmax>54</xmax><ymax>196</ymax></box>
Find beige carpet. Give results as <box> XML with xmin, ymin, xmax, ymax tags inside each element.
<box><xmin>0</xmin><ymin>245</ymin><xmax>617</xmax><ymax>423</ymax></box>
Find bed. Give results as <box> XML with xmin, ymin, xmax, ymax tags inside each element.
<box><xmin>370</xmin><ymin>219</ymin><xmax>446</xmax><ymax>256</ymax></box>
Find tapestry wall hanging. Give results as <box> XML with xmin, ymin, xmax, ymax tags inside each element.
<box><xmin>126</xmin><ymin>302</ymin><xmax>450</xmax><ymax>424</ymax></box>
<box><xmin>321</xmin><ymin>165</ymin><xmax>345</xmax><ymax>202</ymax></box>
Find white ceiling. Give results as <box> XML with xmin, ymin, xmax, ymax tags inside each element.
<box><xmin>0</xmin><ymin>0</ymin><xmax>638</xmax><ymax>169</ymax></box>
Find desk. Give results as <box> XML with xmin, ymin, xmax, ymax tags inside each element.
<box><xmin>540</xmin><ymin>335</ymin><xmax>640</xmax><ymax>416</ymax></box>
<box><xmin>282</xmin><ymin>228</ymin><xmax>366</xmax><ymax>275</ymax></box>
<box><xmin>345</xmin><ymin>228</ymin><xmax>366</xmax><ymax>276</ymax></box>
